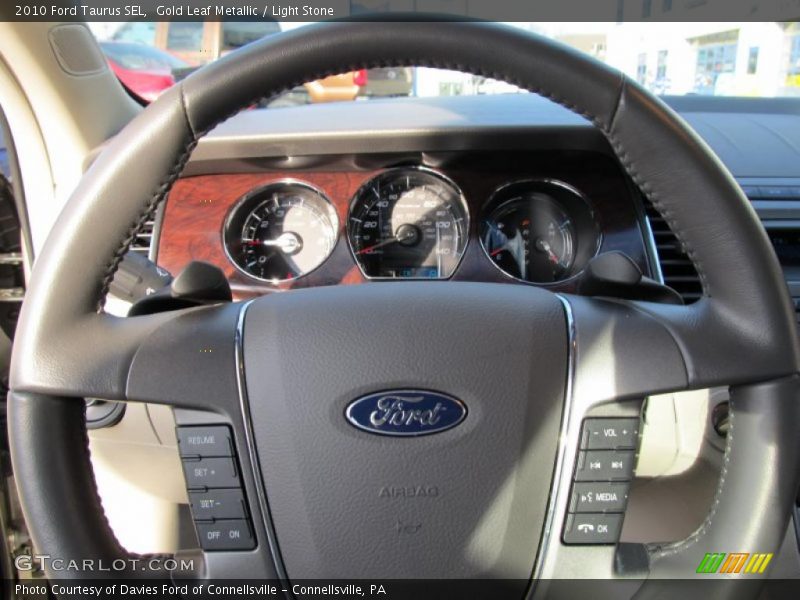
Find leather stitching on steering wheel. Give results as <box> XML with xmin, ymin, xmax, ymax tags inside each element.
<box><xmin>646</xmin><ymin>399</ymin><xmax>734</xmax><ymax>562</ymax></box>
<box><xmin>96</xmin><ymin>134</ymin><xmax>197</xmax><ymax>311</ymax></box>
<box><xmin>76</xmin><ymin>401</ymin><xmax>175</xmax><ymax>566</ymax></box>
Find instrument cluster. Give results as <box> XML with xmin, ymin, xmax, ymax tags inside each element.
<box><xmin>222</xmin><ymin>167</ymin><xmax>601</xmax><ymax>286</ymax></box>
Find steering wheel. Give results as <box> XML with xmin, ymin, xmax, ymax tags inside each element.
<box><xmin>8</xmin><ymin>20</ymin><xmax>800</xmax><ymax>598</ymax></box>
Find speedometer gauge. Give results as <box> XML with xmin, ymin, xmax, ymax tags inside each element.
<box><xmin>348</xmin><ymin>168</ymin><xmax>469</xmax><ymax>279</ymax></box>
<box><xmin>224</xmin><ymin>181</ymin><xmax>338</xmax><ymax>282</ymax></box>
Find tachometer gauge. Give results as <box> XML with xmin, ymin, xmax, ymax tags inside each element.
<box><xmin>480</xmin><ymin>180</ymin><xmax>599</xmax><ymax>284</ymax></box>
<box><xmin>348</xmin><ymin>168</ymin><xmax>469</xmax><ymax>279</ymax></box>
<box><xmin>224</xmin><ymin>181</ymin><xmax>338</xmax><ymax>282</ymax></box>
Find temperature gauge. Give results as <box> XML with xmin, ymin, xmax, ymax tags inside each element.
<box><xmin>481</xmin><ymin>180</ymin><xmax>599</xmax><ymax>284</ymax></box>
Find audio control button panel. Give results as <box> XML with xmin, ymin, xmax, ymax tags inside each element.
<box><xmin>562</xmin><ymin>417</ymin><xmax>640</xmax><ymax>545</ymax></box>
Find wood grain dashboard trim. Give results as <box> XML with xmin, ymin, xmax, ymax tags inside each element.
<box><xmin>158</xmin><ymin>152</ymin><xmax>649</xmax><ymax>299</ymax></box>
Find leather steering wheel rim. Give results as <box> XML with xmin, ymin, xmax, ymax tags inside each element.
<box><xmin>8</xmin><ymin>19</ymin><xmax>800</xmax><ymax>596</ymax></box>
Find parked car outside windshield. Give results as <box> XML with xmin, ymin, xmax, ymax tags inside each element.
<box><xmin>99</xmin><ymin>41</ymin><xmax>189</xmax><ymax>102</ymax></box>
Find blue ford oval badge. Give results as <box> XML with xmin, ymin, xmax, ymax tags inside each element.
<box><xmin>345</xmin><ymin>390</ymin><xmax>467</xmax><ymax>437</ymax></box>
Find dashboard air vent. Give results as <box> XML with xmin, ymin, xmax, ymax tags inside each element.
<box><xmin>129</xmin><ymin>217</ymin><xmax>155</xmax><ymax>257</ymax></box>
<box><xmin>644</xmin><ymin>202</ymin><xmax>703</xmax><ymax>304</ymax></box>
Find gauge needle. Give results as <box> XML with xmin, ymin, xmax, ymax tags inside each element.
<box><xmin>490</xmin><ymin>247</ymin><xmax>505</xmax><ymax>257</ymax></box>
<box><xmin>537</xmin><ymin>239</ymin><xmax>560</xmax><ymax>264</ymax></box>
<box><xmin>356</xmin><ymin>228</ymin><xmax>415</xmax><ymax>255</ymax></box>
<box><xmin>244</xmin><ymin>232</ymin><xmax>301</xmax><ymax>254</ymax></box>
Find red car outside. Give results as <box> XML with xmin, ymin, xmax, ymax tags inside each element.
<box><xmin>99</xmin><ymin>41</ymin><xmax>189</xmax><ymax>103</ymax></box>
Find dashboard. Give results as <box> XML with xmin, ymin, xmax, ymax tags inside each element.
<box><xmin>153</xmin><ymin>95</ymin><xmax>656</xmax><ymax>298</ymax></box>
<box><xmin>156</xmin><ymin>151</ymin><xmax>648</xmax><ymax>298</ymax></box>
<box><xmin>148</xmin><ymin>94</ymin><xmax>800</xmax><ymax>309</ymax></box>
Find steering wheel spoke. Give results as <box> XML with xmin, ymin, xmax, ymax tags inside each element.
<box><xmin>534</xmin><ymin>294</ymin><xmax>800</xmax><ymax>593</ymax></box>
<box><xmin>562</xmin><ymin>294</ymin><xmax>689</xmax><ymax>405</ymax></box>
<box><xmin>126</xmin><ymin>302</ymin><xmax>242</xmax><ymax>412</ymax></box>
<box><xmin>11</xmin><ymin>302</ymin><xmax>243</xmax><ymax>413</ymax></box>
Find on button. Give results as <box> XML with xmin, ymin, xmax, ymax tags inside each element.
<box><xmin>196</xmin><ymin>520</ymin><xmax>255</xmax><ymax>551</ymax></box>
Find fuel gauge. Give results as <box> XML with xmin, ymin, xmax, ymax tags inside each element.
<box><xmin>481</xmin><ymin>180</ymin><xmax>599</xmax><ymax>284</ymax></box>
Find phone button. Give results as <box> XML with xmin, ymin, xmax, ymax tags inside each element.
<box><xmin>562</xmin><ymin>513</ymin><xmax>624</xmax><ymax>545</ymax></box>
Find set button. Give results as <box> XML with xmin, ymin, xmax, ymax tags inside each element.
<box><xmin>189</xmin><ymin>489</ymin><xmax>248</xmax><ymax>521</ymax></box>
<box><xmin>182</xmin><ymin>456</ymin><xmax>241</xmax><ymax>489</ymax></box>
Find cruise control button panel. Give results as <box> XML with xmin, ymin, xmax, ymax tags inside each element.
<box><xmin>177</xmin><ymin>425</ymin><xmax>256</xmax><ymax>551</ymax></box>
<box><xmin>563</xmin><ymin>417</ymin><xmax>640</xmax><ymax>545</ymax></box>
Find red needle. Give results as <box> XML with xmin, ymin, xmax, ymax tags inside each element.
<box><xmin>490</xmin><ymin>247</ymin><xmax>505</xmax><ymax>257</ymax></box>
<box><xmin>355</xmin><ymin>241</ymin><xmax>385</xmax><ymax>255</ymax></box>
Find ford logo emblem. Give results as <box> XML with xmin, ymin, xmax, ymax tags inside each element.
<box><xmin>345</xmin><ymin>390</ymin><xmax>467</xmax><ymax>437</ymax></box>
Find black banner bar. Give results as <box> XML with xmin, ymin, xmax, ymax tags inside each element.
<box><xmin>6</xmin><ymin>578</ymin><xmax>800</xmax><ymax>600</ymax></box>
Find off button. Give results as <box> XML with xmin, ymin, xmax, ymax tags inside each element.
<box><xmin>196</xmin><ymin>520</ymin><xmax>255</xmax><ymax>551</ymax></box>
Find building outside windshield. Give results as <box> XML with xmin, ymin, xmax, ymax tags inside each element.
<box><xmin>88</xmin><ymin>21</ymin><xmax>800</xmax><ymax>104</ymax></box>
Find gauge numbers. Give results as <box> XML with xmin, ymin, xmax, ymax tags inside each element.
<box><xmin>348</xmin><ymin>168</ymin><xmax>469</xmax><ymax>279</ymax></box>
<box><xmin>224</xmin><ymin>181</ymin><xmax>338</xmax><ymax>282</ymax></box>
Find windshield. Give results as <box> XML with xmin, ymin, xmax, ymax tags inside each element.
<box><xmin>89</xmin><ymin>21</ymin><xmax>800</xmax><ymax>104</ymax></box>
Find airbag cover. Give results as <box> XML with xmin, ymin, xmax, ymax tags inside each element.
<box><xmin>243</xmin><ymin>282</ymin><xmax>566</xmax><ymax>580</ymax></box>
